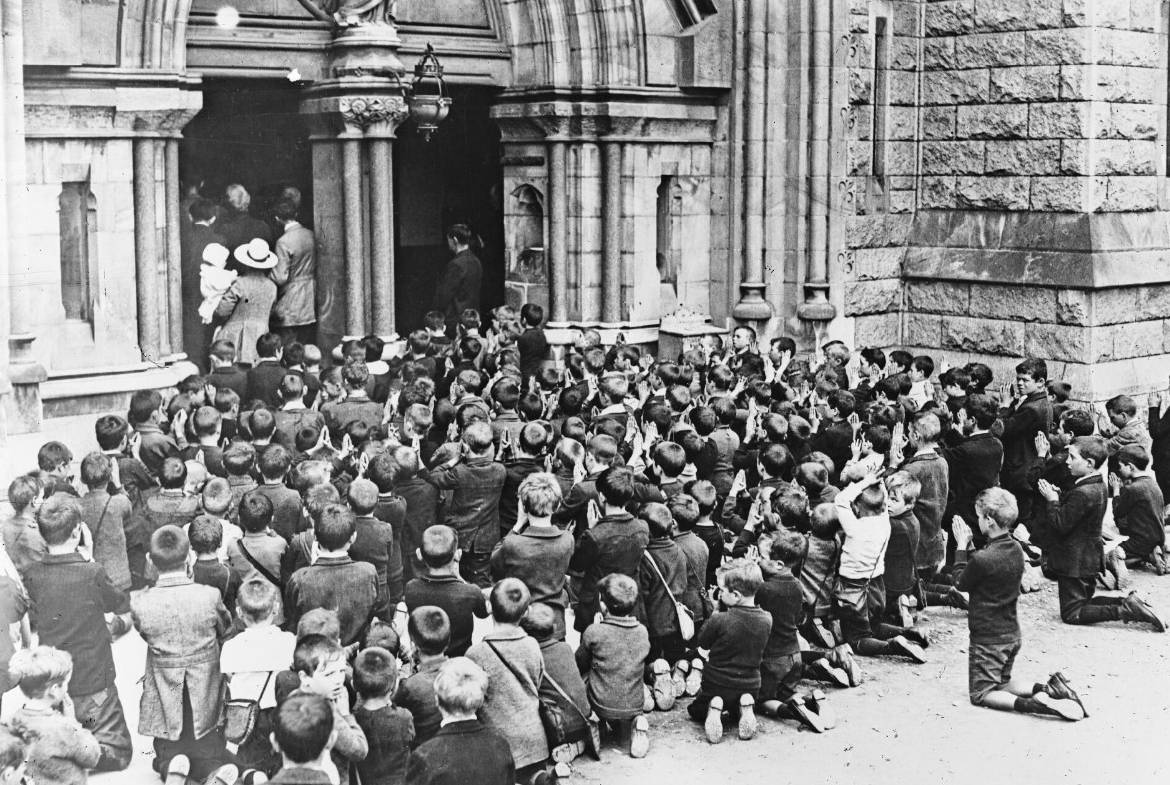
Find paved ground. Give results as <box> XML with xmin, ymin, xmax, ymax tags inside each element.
<box><xmin>23</xmin><ymin>568</ymin><xmax>1165</xmax><ymax>785</ymax></box>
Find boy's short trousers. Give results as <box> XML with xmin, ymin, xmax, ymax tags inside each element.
<box><xmin>968</xmin><ymin>636</ymin><xmax>1022</xmax><ymax>705</ymax></box>
<box><xmin>759</xmin><ymin>653</ymin><xmax>802</xmax><ymax>702</ymax></box>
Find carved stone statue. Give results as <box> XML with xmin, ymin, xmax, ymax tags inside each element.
<box><xmin>295</xmin><ymin>0</ymin><xmax>397</xmax><ymax>26</ymax></box>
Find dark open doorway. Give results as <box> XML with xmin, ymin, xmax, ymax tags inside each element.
<box><xmin>181</xmin><ymin>78</ymin><xmax>312</xmax><ymax>227</ymax></box>
<box><xmin>395</xmin><ymin>86</ymin><xmax>504</xmax><ymax>332</ymax></box>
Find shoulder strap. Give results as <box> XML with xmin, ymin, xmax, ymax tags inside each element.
<box><xmin>542</xmin><ymin>669</ymin><xmax>591</xmax><ymax>725</ymax></box>
<box><xmin>91</xmin><ymin>494</ymin><xmax>115</xmax><ymax>542</ymax></box>
<box><xmin>485</xmin><ymin>640</ymin><xmax>537</xmax><ymax>693</ymax></box>
<box><xmin>237</xmin><ymin>540</ymin><xmax>281</xmax><ymax>587</ymax></box>
<box><xmin>642</xmin><ymin>551</ymin><xmax>681</xmax><ymax>606</ymax></box>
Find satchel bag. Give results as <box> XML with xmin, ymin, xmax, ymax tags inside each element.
<box><xmin>222</xmin><ymin>671</ymin><xmax>273</xmax><ymax>746</ymax></box>
<box><xmin>485</xmin><ymin>640</ymin><xmax>599</xmax><ymax>757</ymax></box>
<box><xmin>642</xmin><ymin>552</ymin><xmax>696</xmax><ymax>641</ymax></box>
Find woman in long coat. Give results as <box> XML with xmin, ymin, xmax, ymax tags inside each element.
<box><xmin>214</xmin><ymin>238</ymin><xmax>278</xmax><ymax>366</ymax></box>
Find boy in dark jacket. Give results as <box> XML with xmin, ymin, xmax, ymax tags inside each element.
<box><xmin>1112</xmin><ymin>444</ymin><xmax>1167</xmax><ymax>573</ymax></box>
<box><xmin>637</xmin><ymin>503</ymin><xmax>690</xmax><ymax>712</ymax></box>
<box><xmin>687</xmin><ymin>559</ymin><xmax>771</xmax><ymax>744</ymax></box>
<box><xmin>1036</xmin><ymin>436</ymin><xmax>1164</xmax><ymax>631</ymax></box>
<box><xmin>758</xmin><ymin>533</ymin><xmax>833</xmax><ymax>733</ymax></box>
<box><xmin>404</xmin><ymin>657</ymin><xmax>515</xmax><ymax>785</ymax></box>
<box><xmin>424</xmin><ymin>421</ymin><xmax>506</xmax><ymax>587</ymax></box>
<box><xmin>403</xmin><ymin>526</ymin><xmax>488</xmax><ymax>657</ymax></box>
<box><xmin>569</xmin><ymin>467</ymin><xmax>651</xmax><ymax>632</ymax></box>
<box><xmin>952</xmin><ymin>488</ymin><xmax>1088</xmax><ymax>720</ymax></box>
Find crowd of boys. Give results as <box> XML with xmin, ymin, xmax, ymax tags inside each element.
<box><xmin>0</xmin><ymin>301</ymin><xmax>1167</xmax><ymax>785</ymax></box>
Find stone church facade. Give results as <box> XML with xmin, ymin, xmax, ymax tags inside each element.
<box><xmin>0</xmin><ymin>0</ymin><xmax>1164</xmax><ymax>439</ymax></box>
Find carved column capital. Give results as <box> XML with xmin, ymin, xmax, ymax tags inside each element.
<box><xmin>338</xmin><ymin>94</ymin><xmax>410</xmax><ymax>135</ymax></box>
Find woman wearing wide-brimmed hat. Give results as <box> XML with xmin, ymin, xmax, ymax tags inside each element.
<box><xmin>213</xmin><ymin>238</ymin><xmax>278</xmax><ymax>366</ymax></box>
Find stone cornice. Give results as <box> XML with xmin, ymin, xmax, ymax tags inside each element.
<box><xmin>24</xmin><ymin>70</ymin><xmax>203</xmax><ymax>136</ymax></box>
<box><xmin>905</xmin><ymin>210</ymin><xmax>1170</xmax><ymax>288</ymax></box>
<box><xmin>491</xmin><ymin>92</ymin><xmax>718</xmax><ymax>144</ymax></box>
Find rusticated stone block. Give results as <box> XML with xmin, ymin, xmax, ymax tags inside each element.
<box><xmin>886</xmin><ymin>142</ymin><xmax>917</xmax><ymax>176</ymax></box>
<box><xmin>889</xmin><ymin>72</ymin><xmax>920</xmax><ymax>106</ymax></box>
<box><xmin>846</xmin><ymin>214</ymin><xmax>914</xmax><ymax>248</ymax></box>
<box><xmin>888</xmin><ymin>107</ymin><xmax>918</xmax><ymax>140</ymax></box>
<box><xmin>919</xmin><ymin>177</ymin><xmax>958</xmax><ymax>208</ymax></box>
<box><xmin>955</xmin><ymin>32</ymin><xmax>1026</xmax><ymax>67</ymax></box>
<box><xmin>923</xmin><ymin>38</ymin><xmax>958</xmax><ymax>70</ymax></box>
<box><xmin>989</xmin><ymin>66</ymin><xmax>1061</xmax><ymax>102</ymax></box>
<box><xmin>955</xmin><ymin>176</ymin><xmax>1030</xmax><ymax>209</ymax></box>
<box><xmin>1028</xmin><ymin>102</ymin><xmax>1088</xmax><ymax>138</ymax></box>
<box><xmin>984</xmin><ymin>140</ymin><xmax>1060</xmax><ymax>175</ymax></box>
<box><xmin>1099</xmin><ymin>176</ymin><xmax>1159</xmax><ymax>212</ymax></box>
<box><xmin>1025</xmin><ymin>322</ymin><xmax>1087</xmax><ymax>362</ymax></box>
<box><xmin>1093</xmin><ymin>0</ymin><xmax>1131</xmax><ymax>28</ymax></box>
<box><xmin>941</xmin><ymin>316</ymin><xmax>1026</xmax><ymax>355</ymax></box>
<box><xmin>921</xmin><ymin>141</ymin><xmax>985</xmax><ymax>175</ymax></box>
<box><xmin>1056</xmin><ymin>290</ymin><xmax>1090</xmax><ymax>326</ymax></box>
<box><xmin>1097</xmin><ymin>30</ymin><xmax>1160</xmax><ymax>67</ymax></box>
<box><xmin>1061</xmin><ymin>0</ymin><xmax>1086</xmax><ymax>27</ymax></box>
<box><xmin>1112</xmin><ymin>320</ymin><xmax>1164</xmax><ymax>360</ymax></box>
<box><xmin>925</xmin><ymin>1</ymin><xmax>975</xmax><ymax>36</ymax></box>
<box><xmin>972</xmin><ymin>0</ymin><xmax>1032</xmax><ymax>31</ymax></box>
<box><xmin>1030</xmin><ymin>177</ymin><xmax>1087</xmax><ymax>211</ymax></box>
<box><xmin>852</xmin><ymin>247</ymin><xmax>905</xmax><ymax>280</ymax></box>
<box><xmin>1096</xmin><ymin>104</ymin><xmax>1158</xmax><ymax>140</ymax></box>
<box><xmin>1059</xmin><ymin>140</ymin><xmax>1088</xmax><ymax>175</ymax></box>
<box><xmin>1084</xmin><ymin>65</ymin><xmax>1161</xmax><ymax>103</ymax></box>
<box><xmin>1093</xmin><ymin>140</ymin><xmax>1156</xmax><ymax>175</ymax></box>
<box><xmin>854</xmin><ymin>313</ymin><xmax>902</xmax><ymax>348</ymax></box>
<box><xmin>1089</xmin><ymin>287</ymin><xmax>1146</xmax><ymax>327</ymax></box>
<box><xmin>923</xmin><ymin>106</ymin><xmax>957</xmax><ymax>139</ymax></box>
<box><xmin>889</xmin><ymin>191</ymin><xmax>916</xmax><ymax>214</ymax></box>
<box><xmin>1139</xmin><ymin>285</ymin><xmax>1170</xmax><ymax>322</ymax></box>
<box><xmin>958</xmin><ymin>104</ymin><xmax>1028</xmax><ymax>138</ymax></box>
<box><xmin>906</xmin><ymin>280</ymin><xmax>970</xmax><ymax>315</ymax></box>
<box><xmin>891</xmin><ymin>37</ymin><xmax>919</xmax><ymax>70</ymax></box>
<box><xmin>906</xmin><ymin>313</ymin><xmax>942</xmax><ymax>347</ymax></box>
<box><xmin>847</xmin><ymin>142</ymin><xmax>871</xmax><ymax>176</ymax></box>
<box><xmin>845</xmin><ymin>280</ymin><xmax>903</xmax><ymax>316</ymax></box>
<box><xmin>1025</xmin><ymin>28</ymin><xmax>1088</xmax><ymax>65</ymax></box>
<box><xmin>968</xmin><ymin>283</ymin><xmax>1056</xmax><ymax>322</ymax></box>
<box><xmin>892</xmin><ymin>3</ymin><xmax>921</xmax><ymax>36</ymax></box>
<box><xmin>923</xmin><ymin>69</ymin><xmax>989</xmax><ymax>105</ymax></box>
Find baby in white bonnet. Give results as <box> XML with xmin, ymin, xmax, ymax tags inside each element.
<box><xmin>198</xmin><ymin>243</ymin><xmax>238</xmax><ymax>324</ymax></box>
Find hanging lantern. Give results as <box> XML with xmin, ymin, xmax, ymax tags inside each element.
<box><xmin>407</xmin><ymin>44</ymin><xmax>452</xmax><ymax>142</ymax></box>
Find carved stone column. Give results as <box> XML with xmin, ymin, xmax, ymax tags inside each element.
<box><xmin>301</xmin><ymin>20</ymin><xmax>410</xmax><ymax>344</ymax></box>
<box><xmin>134</xmin><ymin>138</ymin><xmax>161</xmax><ymax>363</ymax></box>
<box><xmin>546</xmin><ymin>138</ymin><xmax>569</xmax><ymax>323</ymax></box>
<box><xmin>343</xmin><ymin>95</ymin><xmax>410</xmax><ymax>336</ymax></box>
<box><xmin>600</xmin><ymin>139</ymin><xmax>624</xmax><ymax>323</ymax></box>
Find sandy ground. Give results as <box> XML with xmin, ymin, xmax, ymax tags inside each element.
<box><xmin>37</xmin><ymin>568</ymin><xmax>1167</xmax><ymax>785</ymax></box>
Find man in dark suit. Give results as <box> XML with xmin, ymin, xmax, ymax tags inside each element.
<box><xmin>404</xmin><ymin>658</ymin><xmax>515</xmax><ymax>785</ymax></box>
<box><xmin>1037</xmin><ymin>435</ymin><xmax>1164</xmax><ymax>631</ymax></box>
<box><xmin>432</xmin><ymin>224</ymin><xmax>482</xmax><ymax>329</ymax></box>
<box><xmin>183</xmin><ymin>198</ymin><xmax>225</xmax><ymax>371</ymax></box>
<box><xmin>218</xmin><ymin>184</ymin><xmax>272</xmax><ymax>254</ymax></box>
<box><xmin>246</xmin><ymin>333</ymin><xmax>289</xmax><ymax>406</ymax></box>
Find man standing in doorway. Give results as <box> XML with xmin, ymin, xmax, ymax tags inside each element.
<box><xmin>184</xmin><ymin>198</ymin><xmax>225</xmax><ymax>370</ymax></box>
<box><xmin>270</xmin><ymin>199</ymin><xmax>317</xmax><ymax>346</ymax></box>
<box><xmin>219</xmin><ymin>184</ymin><xmax>272</xmax><ymax>254</ymax></box>
<box><xmin>432</xmin><ymin>223</ymin><xmax>483</xmax><ymax>331</ymax></box>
